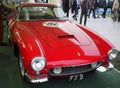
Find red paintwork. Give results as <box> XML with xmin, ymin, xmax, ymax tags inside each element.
<box><xmin>8</xmin><ymin>3</ymin><xmax>114</xmax><ymax>76</ymax></box>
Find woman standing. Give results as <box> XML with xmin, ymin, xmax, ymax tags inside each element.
<box><xmin>118</xmin><ymin>0</ymin><xmax>120</xmax><ymax>22</ymax></box>
<box><xmin>112</xmin><ymin>0</ymin><xmax>119</xmax><ymax>21</ymax></box>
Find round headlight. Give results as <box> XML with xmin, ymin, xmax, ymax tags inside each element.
<box><xmin>31</xmin><ymin>57</ymin><xmax>46</xmax><ymax>71</ymax></box>
<box><xmin>108</xmin><ymin>49</ymin><xmax>118</xmax><ymax>61</ymax></box>
<box><xmin>53</xmin><ymin>67</ymin><xmax>62</xmax><ymax>74</ymax></box>
<box><xmin>91</xmin><ymin>62</ymin><xmax>97</xmax><ymax>69</ymax></box>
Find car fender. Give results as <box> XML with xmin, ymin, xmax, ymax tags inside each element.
<box><xmin>12</xmin><ymin>23</ymin><xmax>45</xmax><ymax>74</ymax></box>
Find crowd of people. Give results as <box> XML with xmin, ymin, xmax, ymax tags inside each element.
<box><xmin>62</xmin><ymin>0</ymin><xmax>120</xmax><ymax>26</ymax></box>
<box><xmin>33</xmin><ymin>0</ymin><xmax>120</xmax><ymax>26</ymax></box>
<box><xmin>3</xmin><ymin>0</ymin><xmax>120</xmax><ymax>26</ymax></box>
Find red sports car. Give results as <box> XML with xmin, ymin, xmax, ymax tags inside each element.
<box><xmin>7</xmin><ymin>3</ymin><xmax>118</xmax><ymax>83</ymax></box>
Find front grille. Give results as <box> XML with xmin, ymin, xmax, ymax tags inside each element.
<box><xmin>49</xmin><ymin>61</ymin><xmax>102</xmax><ymax>76</ymax></box>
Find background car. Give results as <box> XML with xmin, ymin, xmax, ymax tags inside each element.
<box><xmin>7</xmin><ymin>3</ymin><xmax>118</xmax><ymax>83</ymax></box>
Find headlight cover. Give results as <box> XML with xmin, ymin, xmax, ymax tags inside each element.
<box><xmin>108</xmin><ymin>48</ymin><xmax>118</xmax><ymax>61</ymax></box>
<box><xmin>31</xmin><ymin>57</ymin><xmax>46</xmax><ymax>71</ymax></box>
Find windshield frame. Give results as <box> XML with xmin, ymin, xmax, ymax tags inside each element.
<box><xmin>17</xmin><ymin>5</ymin><xmax>68</xmax><ymax>21</ymax></box>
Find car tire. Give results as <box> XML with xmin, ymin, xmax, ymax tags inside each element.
<box><xmin>8</xmin><ymin>34</ymin><xmax>11</xmax><ymax>44</ymax></box>
<box><xmin>19</xmin><ymin>54</ymin><xmax>27</xmax><ymax>82</ymax></box>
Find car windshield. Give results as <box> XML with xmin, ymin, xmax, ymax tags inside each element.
<box><xmin>18</xmin><ymin>6</ymin><xmax>67</xmax><ymax>20</ymax></box>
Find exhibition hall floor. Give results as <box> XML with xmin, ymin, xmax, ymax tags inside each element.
<box><xmin>0</xmin><ymin>45</ymin><xmax>120</xmax><ymax>88</ymax></box>
<box><xmin>0</xmin><ymin>17</ymin><xmax>120</xmax><ymax>88</ymax></box>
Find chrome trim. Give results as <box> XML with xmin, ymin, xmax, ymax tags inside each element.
<box><xmin>31</xmin><ymin>77</ymin><xmax>48</xmax><ymax>83</ymax></box>
<box><xmin>25</xmin><ymin>73</ymin><xmax>48</xmax><ymax>83</ymax></box>
<box><xmin>107</xmin><ymin>48</ymin><xmax>118</xmax><ymax>61</ymax></box>
<box><xmin>97</xmin><ymin>62</ymin><xmax>114</xmax><ymax>72</ymax></box>
<box><xmin>49</xmin><ymin>61</ymin><xmax>103</xmax><ymax>76</ymax></box>
<box><xmin>31</xmin><ymin>56</ymin><xmax>46</xmax><ymax>72</ymax></box>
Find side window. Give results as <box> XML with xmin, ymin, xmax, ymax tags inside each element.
<box><xmin>46</xmin><ymin>7</ymin><xmax>55</xmax><ymax>17</ymax></box>
<box><xmin>53</xmin><ymin>7</ymin><xmax>66</xmax><ymax>18</ymax></box>
<box><xmin>28</xmin><ymin>7</ymin><xmax>56</xmax><ymax>20</ymax></box>
<box><xmin>19</xmin><ymin>7</ymin><xmax>30</xmax><ymax>20</ymax></box>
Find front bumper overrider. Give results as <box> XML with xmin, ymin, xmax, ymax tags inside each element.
<box><xmin>97</xmin><ymin>62</ymin><xmax>114</xmax><ymax>72</ymax></box>
<box><xmin>25</xmin><ymin>73</ymin><xmax>48</xmax><ymax>83</ymax></box>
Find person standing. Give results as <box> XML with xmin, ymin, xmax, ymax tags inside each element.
<box><xmin>71</xmin><ymin>0</ymin><xmax>79</xmax><ymax>20</ymax></box>
<box><xmin>112</xmin><ymin>0</ymin><xmax>119</xmax><ymax>21</ymax></box>
<box><xmin>95</xmin><ymin>0</ymin><xmax>100</xmax><ymax>18</ymax></box>
<box><xmin>80</xmin><ymin>0</ymin><xmax>89</xmax><ymax>26</ymax></box>
<box><xmin>102</xmin><ymin>0</ymin><xmax>108</xmax><ymax>18</ymax></box>
<box><xmin>63</xmin><ymin>0</ymin><xmax>70</xmax><ymax>17</ymax></box>
<box><xmin>88</xmin><ymin>0</ymin><xmax>96</xmax><ymax>18</ymax></box>
<box><xmin>118</xmin><ymin>0</ymin><xmax>120</xmax><ymax>22</ymax></box>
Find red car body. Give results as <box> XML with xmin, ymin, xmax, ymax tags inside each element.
<box><xmin>7</xmin><ymin>3</ymin><xmax>118</xmax><ymax>83</ymax></box>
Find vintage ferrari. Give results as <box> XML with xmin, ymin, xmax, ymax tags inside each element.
<box><xmin>7</xmin><ymin>3</ymin><xmax>118</xmax><ymax>83</ymax></box>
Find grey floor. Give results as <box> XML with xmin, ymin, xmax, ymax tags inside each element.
<box><xmin>70</xmin><ymin>13</ymin><xmax>120</xmax><ymax>51</ymax></box>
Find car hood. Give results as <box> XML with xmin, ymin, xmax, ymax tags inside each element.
<box><xmin>21</xmin><ymin>20</ymin><xmax>102</xmax><ymax>66</ymax></box>
<box><xmin>27</xmin><ymin>20</ymin><xmax>91</xmax><ymax>48</ymax></box>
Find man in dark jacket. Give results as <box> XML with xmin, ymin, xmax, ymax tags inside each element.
<box><xmin>80</xmin><ymin>0</ymin><xmax>89</xmax><ymax>26</ymax></box>
<box><xmin>95</xmin><ymin>0</ymin><xmax>100</xmax><ymax>18</ymax></box>
<box><xmin>71</xmin><ymin>0</ymin><xmax>79</xmax><ymax>20</ymax></box>
<box><xmin>63</xmin><ymin>0</ymin><xmax>70</xmax><ymax>17</ymax></box>
<box><xmin>102</xmin><ymin>0</ymin><xmax>108</xmax><ymax>18</ymax></box>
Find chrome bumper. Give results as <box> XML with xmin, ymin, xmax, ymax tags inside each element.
<box><xmin>25</xmin><ymin>73</ymin><xmax>48</xmax><ymax>83</ymax></box>
<box><xmin>25</xmin><ymin>62</ymin><xmax>114</xmax><ymax>83</ymax></box>
<box><xmin>97</xmin><ymin>62</ymin><xmax>114</xmax><ymax>72</ymax></box>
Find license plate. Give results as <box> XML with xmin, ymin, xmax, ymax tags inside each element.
<box><xmin>69</xmin><ymin>74</ymin><xmax>84</xmax><ymax>81</ymax></box>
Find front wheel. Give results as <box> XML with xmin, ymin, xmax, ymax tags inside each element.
<box><xmin>6</xmin><ymin>21</ymin><xmax>11</xmax><ymax>44</ymax></box>
<box><xmin>19</xmin><ymin>54</ymin><xmax>27</xmax><ymax>81</ymax></box>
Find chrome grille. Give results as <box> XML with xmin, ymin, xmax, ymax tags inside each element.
<box><xmin>49</xmin><ymin>61</ymin><xmax>103</xmax><ymax>76</ymax></box>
